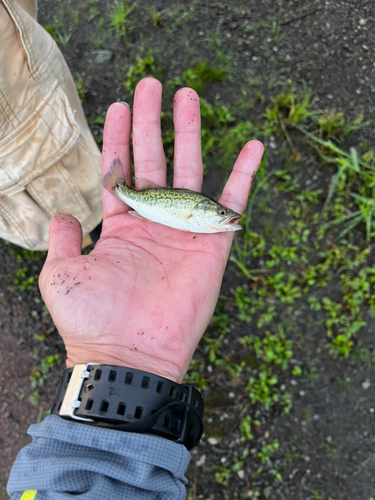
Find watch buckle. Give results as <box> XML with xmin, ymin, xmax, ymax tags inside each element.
<box><xmin>59</xmin><ymin>363</ymin><xmax>99</xmax><ymax>422</ymax></box>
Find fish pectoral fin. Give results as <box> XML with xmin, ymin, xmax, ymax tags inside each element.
<box><xmin>128</xmin><ymin>210</ymin><xmax>152</xmax><ymax>222</ymax></box>
<box><xmin>136</xmin><ymin>178</ymin><xmax>163</xmax><ymax>191</ymax></box>
<box><xmin>181</xmin><ymin>212</ymin><xmax>193</xmax><ymax>222</ymax></box>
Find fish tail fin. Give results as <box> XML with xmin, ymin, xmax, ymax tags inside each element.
<box><xmin>101</xmin><ymin>158</ymin><xmax>127</xmax><ymax>193</ymax></box>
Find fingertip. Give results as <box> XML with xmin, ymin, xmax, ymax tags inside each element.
<box><xmin>133</xmin><ymin>77</ymin><xmax>163</xmax><ymax>113</ymax></box>
<box><xmin>137</xmin><ymin>77</ymin><xmax>162</xmax><ymax>87</ymax></box>
<box><xmin>49</xmin><ymin>213</ymin><xmax>81</xmax><ymax>229</ymax></box>
<box><xmin>103</xmin><ymin>103</ymin><xmax>131</xmax><ymax>143</ymax></box>
<box><xmin>174</xmin><ymin>87</ymin><xmax>200</xmax><ymax>100</ymax></box>
<box><xmin>173</xmin><ymin>87</ymin><xmax>201</xmax><ymax>132</ymax></box>
<box><xmin>244</xmin><ymin>140</ymin><xmax>265</xmax><ymax>155</ymax></box>
<box><xmin>108</xmin><ymin>101</ymin><xmax>130</xmax><ymax>111</ymax></box>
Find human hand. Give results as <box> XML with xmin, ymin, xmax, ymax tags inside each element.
<box><xmin>39</xmin><ymin>78</ymin><xmax>264</xmax><ymax>383</ymax></box>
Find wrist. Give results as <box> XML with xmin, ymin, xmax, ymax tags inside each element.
<box><xmin>65</xmin><ymin>347</ymin><xmax>183</xmax><ymax>384</ymax></box>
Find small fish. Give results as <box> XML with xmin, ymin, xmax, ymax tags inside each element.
<box><xmin>101</xmin><ymin>158</ymin><xmax>242</xmax><ymax>233</ymax></box>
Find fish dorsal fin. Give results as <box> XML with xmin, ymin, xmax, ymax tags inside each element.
<box><xmin>136</xmin><ymin>178</ymin><xmax>163</xmax><ymax>191</ymax></box>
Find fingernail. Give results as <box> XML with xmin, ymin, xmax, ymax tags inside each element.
<box><xmin>120</xmin><ymin>101</ymin><xmax>129</xmax><ymax>107</ymax></box>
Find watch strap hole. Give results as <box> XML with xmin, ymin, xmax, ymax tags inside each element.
<box><xmin>86</xmin><ymin>399</ymin><xmax>94</xmax><ymax>410</ymax></box>
<box><xmin>108</xmin><ymin>370</ymin><xmax>117</xmax><ymax>382</ymax></box>
<box><xmin>156</xmin><ymin>381</ymin><xmax>164</xmax><ymax>394</ymax></box>
<box><xmin>94</xmin><ymin>369</ymin><xmax>102</xmax><ymax>381</ymax></box>
<box><xmin>100</xmin><ymin>400</ymin><xmax>109</xmax><ymax>412</ymax></box>
<box><xmin>125</xmin><ymin>372</ymin><xmax>133</xmax><ymax>385</ymax></box>
<box><xmin>141</xmin><ymin>376</ymin><xmax>150</xmax><ymax>389</ymax></box>
<box><xmin>117</xmin><ymin>403</ymin><xmax>126</xmax><ymax>416</ymax></box>
<box><xmin>134</xmin><ymin>406</ymin><xmax>143</xmax><ymax>419</ymax></box>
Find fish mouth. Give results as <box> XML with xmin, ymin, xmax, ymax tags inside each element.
<box><xmin>224</xmin><ymin>214</ymin><xmax>241</xmax><ymax>225</ymax></box>
<box><xmin>220</xmin><ymin>213</ymin><xmax>242</xmax><ymax>230</ymax></box>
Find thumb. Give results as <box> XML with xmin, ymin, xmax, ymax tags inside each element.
<box><xmin>46</xmin><ymin>214</ymin><xmax>83</xmax><ymax>261</ymax></box>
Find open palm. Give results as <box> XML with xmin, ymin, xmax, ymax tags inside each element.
<box><xmin>39</xmin><ymin>78</ymin><xmax>264</xmax><ymax>383</ymax></box>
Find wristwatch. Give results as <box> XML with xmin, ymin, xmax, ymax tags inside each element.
<box><xmin>51</xmin><ymin>363</ymin><xmax>204</xmax><ymax>450</ymax></box>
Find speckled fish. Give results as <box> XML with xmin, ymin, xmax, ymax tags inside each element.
<box><xmin>102</xmin><ymin>158</ymin><xmax>242</xmax><ymax>233</ymax></box>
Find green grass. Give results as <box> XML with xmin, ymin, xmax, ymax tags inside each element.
<box><xmin>83</xmin><ymin>0</ymin><xmax>100</xmax><ymax>22</ymax></box>
<box><xmin>108</xmin><ymin>1</ymin><xmax>136</xmax><ymax>40</ymax></box>
<box><xmin>75</xmin><ymin>73</ymin><xmax>87</xmax><ymax>101</ymax></box>
<box><xmin>123</xmin><ymin>54</ymin><xmax>156</xmax><ymax>92</ymax></box>
<box><xmin>353</xmin><ymin>343</ymin><xmax>375</xmax><ymax>367</ymax></box>
<box><xmin>8</xmin><ymin>244</ymin><xmax>46</xmax><ymax>263</ymax></box>
<box><xmin>13</xmin><ymin>268</ymin><xmax>37</xmax><ymax>291</ymax></box>
<box><xmin>169</xmin><ymin>60</ymin><xmax>229</xmax><ymax>94</ymax></box>
<box><xmin>29</xmin><ymin>355</ymin><xmax>61</xmax><ymax>389</ymax></box>
<box><xmin>44</xmin><ymin>25</ymin><xmax>72</xmax><ymax>46</ymax></box>
<box><xmin>148</xmin><ymin>7</ymin><xmax>169</xmax><ymax>26</ymax></box>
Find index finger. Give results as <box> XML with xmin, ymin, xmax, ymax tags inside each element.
<box><xmin>101</xmin><ymin>102</ymin><xmax>132</xmax><ymax>220</ymax></box>
<box><xmin>219</xmin><ymin>140</ymin><xmax>264</xmax><ymax>214</ymax></box>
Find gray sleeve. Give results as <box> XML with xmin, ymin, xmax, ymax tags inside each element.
<box><xmin>7</xmin><ymin>415</ymin><xmax>191</xmax><ymax>500</ymax></box>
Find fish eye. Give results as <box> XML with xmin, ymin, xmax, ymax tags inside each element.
<box><xmin>217</xmin><ymin>207</ymin><xmax>227</xmax><ymax>216</ymax></box>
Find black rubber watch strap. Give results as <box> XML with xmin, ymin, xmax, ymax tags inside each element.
<box><xmin>51</xmin><ymin>364</ymin><xmax>204</xmax><ymax>450</ymax></box>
